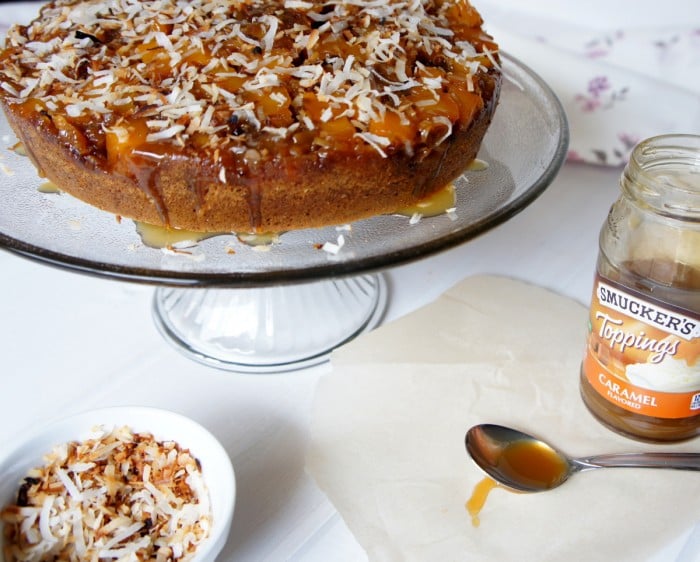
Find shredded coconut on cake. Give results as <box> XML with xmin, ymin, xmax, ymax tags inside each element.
<box><xmin>0</xmin><ymin>426</ymin><xmax>211</xmax><ymax>562</ymax></box>
<box><xmin>0</xmin><ymin>0</ymin><xmax>497</xmax><ymax>158</ymax></box>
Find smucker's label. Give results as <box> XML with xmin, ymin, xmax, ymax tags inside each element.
<box><xmin>583</xmin><ymin>274</ymin><xmax>700</xmax><ymax>419</ymax></box>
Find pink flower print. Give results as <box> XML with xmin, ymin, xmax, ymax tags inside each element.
<box><xmin>574</xmin><ymin>76</ymin><xmax>628</xmax><ymax>112</ymax></box>
<box><xmin>585</xmin><ymin>48</ymin><xmax>609</xmax><ymax>59</ymax></box>
<box><xmin>575</xmin><ymin>96</ymin><xmax>601</xmax><ymax>112</ymax></box>
<box><xmin>588</xmin><ymin>76</ymin><xmax>610</xmax><ymax>97</ymax></box>
<box><xmin>653</xmin><ymin>34</ymin><xmax>681</xmax><ymax>51</ymax></box>
<box><xmin>566</xmin><ymin>150</ymin><xmax>586</xmax><ymax>163</ymax></box>
<box><xmin>574</xmin><ymin>76</ymin><xmax>608</xmax><ymax>112</ymax></box>
<box><xmin>583</xmin><ymin>30</ymin><xmax>625</xmax><ymax>59</ymax></box>
<box><xmin>618</xmin><ymin>133</ymin><xmax>639</xmax><ymax>152</ymax></box>
<box><xmin>607</xmin><ymin>133</ymin><xmax>640</xmax><ymax>163</ymax></box>
<box><xmin>578</xmin><ymin>133</ymin><xmax>641</xmax><ymax>166</ymax></box>
<box><xmin>653</xmin><ymin>33</ymin><xmax>681</xmax><ymax>65</ymax></box>
<box><xmin>688</xmin><ymin>28</ymin><xmax>700</xmax><ymax>48</ymax></box>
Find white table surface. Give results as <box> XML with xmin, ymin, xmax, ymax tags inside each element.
<box><xmin>1</xmin><ymin>1</ymin><xmax>699</xmax><ymax>560</ymax></box>
<box><xmin>4</xmin><ymin>163</ymin><xmax>697</xmax><ymax>562</ymax></box>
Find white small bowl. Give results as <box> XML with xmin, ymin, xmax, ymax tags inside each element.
<box><xmin>0</xmin><ymin>406</ymin><xmax>235</xmax><ymax>562</ymax></box>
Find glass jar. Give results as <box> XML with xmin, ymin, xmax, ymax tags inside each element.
<box><xmin>580</xmin><ymin>134</ymin><xmax>700</xmax><ymax>442</ymax></box>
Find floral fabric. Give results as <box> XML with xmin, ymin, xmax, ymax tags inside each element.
<box><xmin>478</xmin><ymin>1</ymin><xmax>700</xmax><ymax>166</ymax></box>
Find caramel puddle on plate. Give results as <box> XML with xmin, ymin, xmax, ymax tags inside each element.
<box><xmin>466</xmin><ymin>158</ymin><xmax>489</xmax><ymax>172</ymax></box>
<box><xmin>397</xmin><ymin>182</ymin><xmax>456</xmax><ymax>218</ymax></box>
<box><xmin>466</xmin><ymin>438</ymin><xmax>569</xmax><ymax>527</ymax></box>
<box><xmin>134</xmin><ymin>221</ymin><xmax>281</xmax><ymax>250</ymax></box>
<box><xmin>236</xmin><ymin>231</ymin><xmax>281</xmax><ymax>247</ymax></box>
<box><xmin>11</xmin><ymin>142</ymin><xmax>26</xmax><ymax>157</ymax></box>
<box><xmin>134</xmin><ymin>221</ymin><xmax>225</xmax><ymax>249</ymax></box>
<box><xmin>37</xmin><ymin>180</ymin><xmax>61</xmax><ymax>194</ymax></box>
<box><xmin>396</xmin><ymin>159</ymin><xmax>488</xmax><ymax>218</ymax></box>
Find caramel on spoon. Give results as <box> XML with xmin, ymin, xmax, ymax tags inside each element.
<box><xmin>466</xmin><ymin>424</ymin><xmax>700</xmax><ymax>493</ymax></box>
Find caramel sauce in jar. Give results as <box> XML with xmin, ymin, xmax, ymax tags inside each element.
<box><xmin>580</xmin><ymin>135</ymin><xmax>700</xmax><ymax>442</ymax></box>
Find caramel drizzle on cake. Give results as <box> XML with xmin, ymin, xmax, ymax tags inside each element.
<box><xmin>0</xmin><ymin>0</ymin><xmax>498</xmax><ymax>166</ymax></box>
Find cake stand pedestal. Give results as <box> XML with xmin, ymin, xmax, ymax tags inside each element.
<box><xmin>152</xmin><ymin>274</ymin><xmax>387</xmax><ymax>372</ymax></box>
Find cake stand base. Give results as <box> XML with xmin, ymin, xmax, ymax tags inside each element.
<box><xmin>151</xmin><ymin>273</ymin><xmax>388</xmax><ymax>373</ymax></box>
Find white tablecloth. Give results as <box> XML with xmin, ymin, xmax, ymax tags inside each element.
<box><xmin>0</xmin><ymin>1</ymin><xmax>699</xmax><ymax>560</ymax></box>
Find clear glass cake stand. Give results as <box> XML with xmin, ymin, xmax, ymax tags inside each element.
<box><xmin>0</xmin><ymin>54</ymin><xmax>568</xmax><ymax>373</ymax></box>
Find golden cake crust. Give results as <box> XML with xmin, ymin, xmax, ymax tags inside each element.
<box><xmin>0</xmin><ymin>0</ymin><xmax>501</xmax><ymax>233</ymax></box>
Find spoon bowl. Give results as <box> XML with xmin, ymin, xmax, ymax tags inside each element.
<box><xmin>466</xmin><ymin>424</ymin><xmax>700</xmax><ymax>493</ymax></box>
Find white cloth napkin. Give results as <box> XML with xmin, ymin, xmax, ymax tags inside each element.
<box><xmin>477</xmin><ymin>0</ymin><xmax>700</xmax><ymax>166</ymax></box>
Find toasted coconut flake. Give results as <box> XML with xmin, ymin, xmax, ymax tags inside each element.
<box><xmin>0</xmin><ymin>426</ymin><xmax>211</xmax><ymax>562</ymax></box>
<box><xmin>0</xmin><ymin>0</ymin><xmax>498</xmax><ymax>163</ymax></box>
<box><xmin>146</xmin><ymin>124</ymin><xmax>186</xmax><ymax>142</ymax></box>
<box><xmin>322</xmin><ymin>233</ymin><xmax>346</xmax><ymax>254</ymax></box>
<box><xmin>354</xmin><ymin>132</ymin><xmax>390</xmax><ymax>158</ymax></box>
<box><xmin>285</xmin><ymin>0</ymin><xmax>314</xmax><ymax>8</ymax></box>
<box><xmin>430</xmin><ymin>115</ymin><xmax>453</xmax><ymax>147</ymax></box>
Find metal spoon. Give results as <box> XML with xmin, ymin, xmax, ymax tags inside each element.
<box><xmin>465</xmin><ymin>424</ymin><xmax>700</xmax><ymax>493</ymax></box>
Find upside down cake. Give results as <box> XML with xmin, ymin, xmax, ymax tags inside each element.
<box><xmin>0</xmin><ymin>0</ymin><xmax>500</xmax><ymax>233</ymax></box>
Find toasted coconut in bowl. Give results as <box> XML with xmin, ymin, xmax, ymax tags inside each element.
<box><xmin>0</xmin><ymin>406</ymin><xmax>235</xmax><ymax>562</ymax></box>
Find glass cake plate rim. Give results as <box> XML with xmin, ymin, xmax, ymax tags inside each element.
<box><xmin>0</xmin><ymin>53</ymin><xmax>569</xmax><ymax>288</ymax></box>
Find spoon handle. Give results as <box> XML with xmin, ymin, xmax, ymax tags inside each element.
<box><xmin>574</xmin><ymin>452</ymin><xmax>700</xmax><ymax>472</ymax></box>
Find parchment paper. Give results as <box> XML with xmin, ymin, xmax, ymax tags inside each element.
<box><xmin>307</xmin><ymin>275</ymin><xmax>700</xmax><ymax>562</ymax></box>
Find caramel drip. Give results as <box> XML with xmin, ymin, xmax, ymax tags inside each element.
<box><xmin>466</xmin><ymin>439</ymin><xmax>568</xmax><ymax>527</ymax></box>
<box><xmin>466</xmin><ymin>477</ymin><xmax>499</xmax><ymax>527</ymax></box>
<box><xmin>246</xmin><ymin>182</ymin><xmax>263</xmax><ymax>231</ymax></box>
<box><xmin>185</xmin><ymin>176</ymin><xmax>209</xmax><ymax>212</ymax></box>
<box><xmin>124</xmin><ymin>151</ymin><xmax>169</xmax><ymax>225</ymax></box>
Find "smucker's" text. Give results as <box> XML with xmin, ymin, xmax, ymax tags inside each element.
<box><xmin>597</xmin><ymin>281</ymin><xmax>698</xmax><ymax>340</ymax></box>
